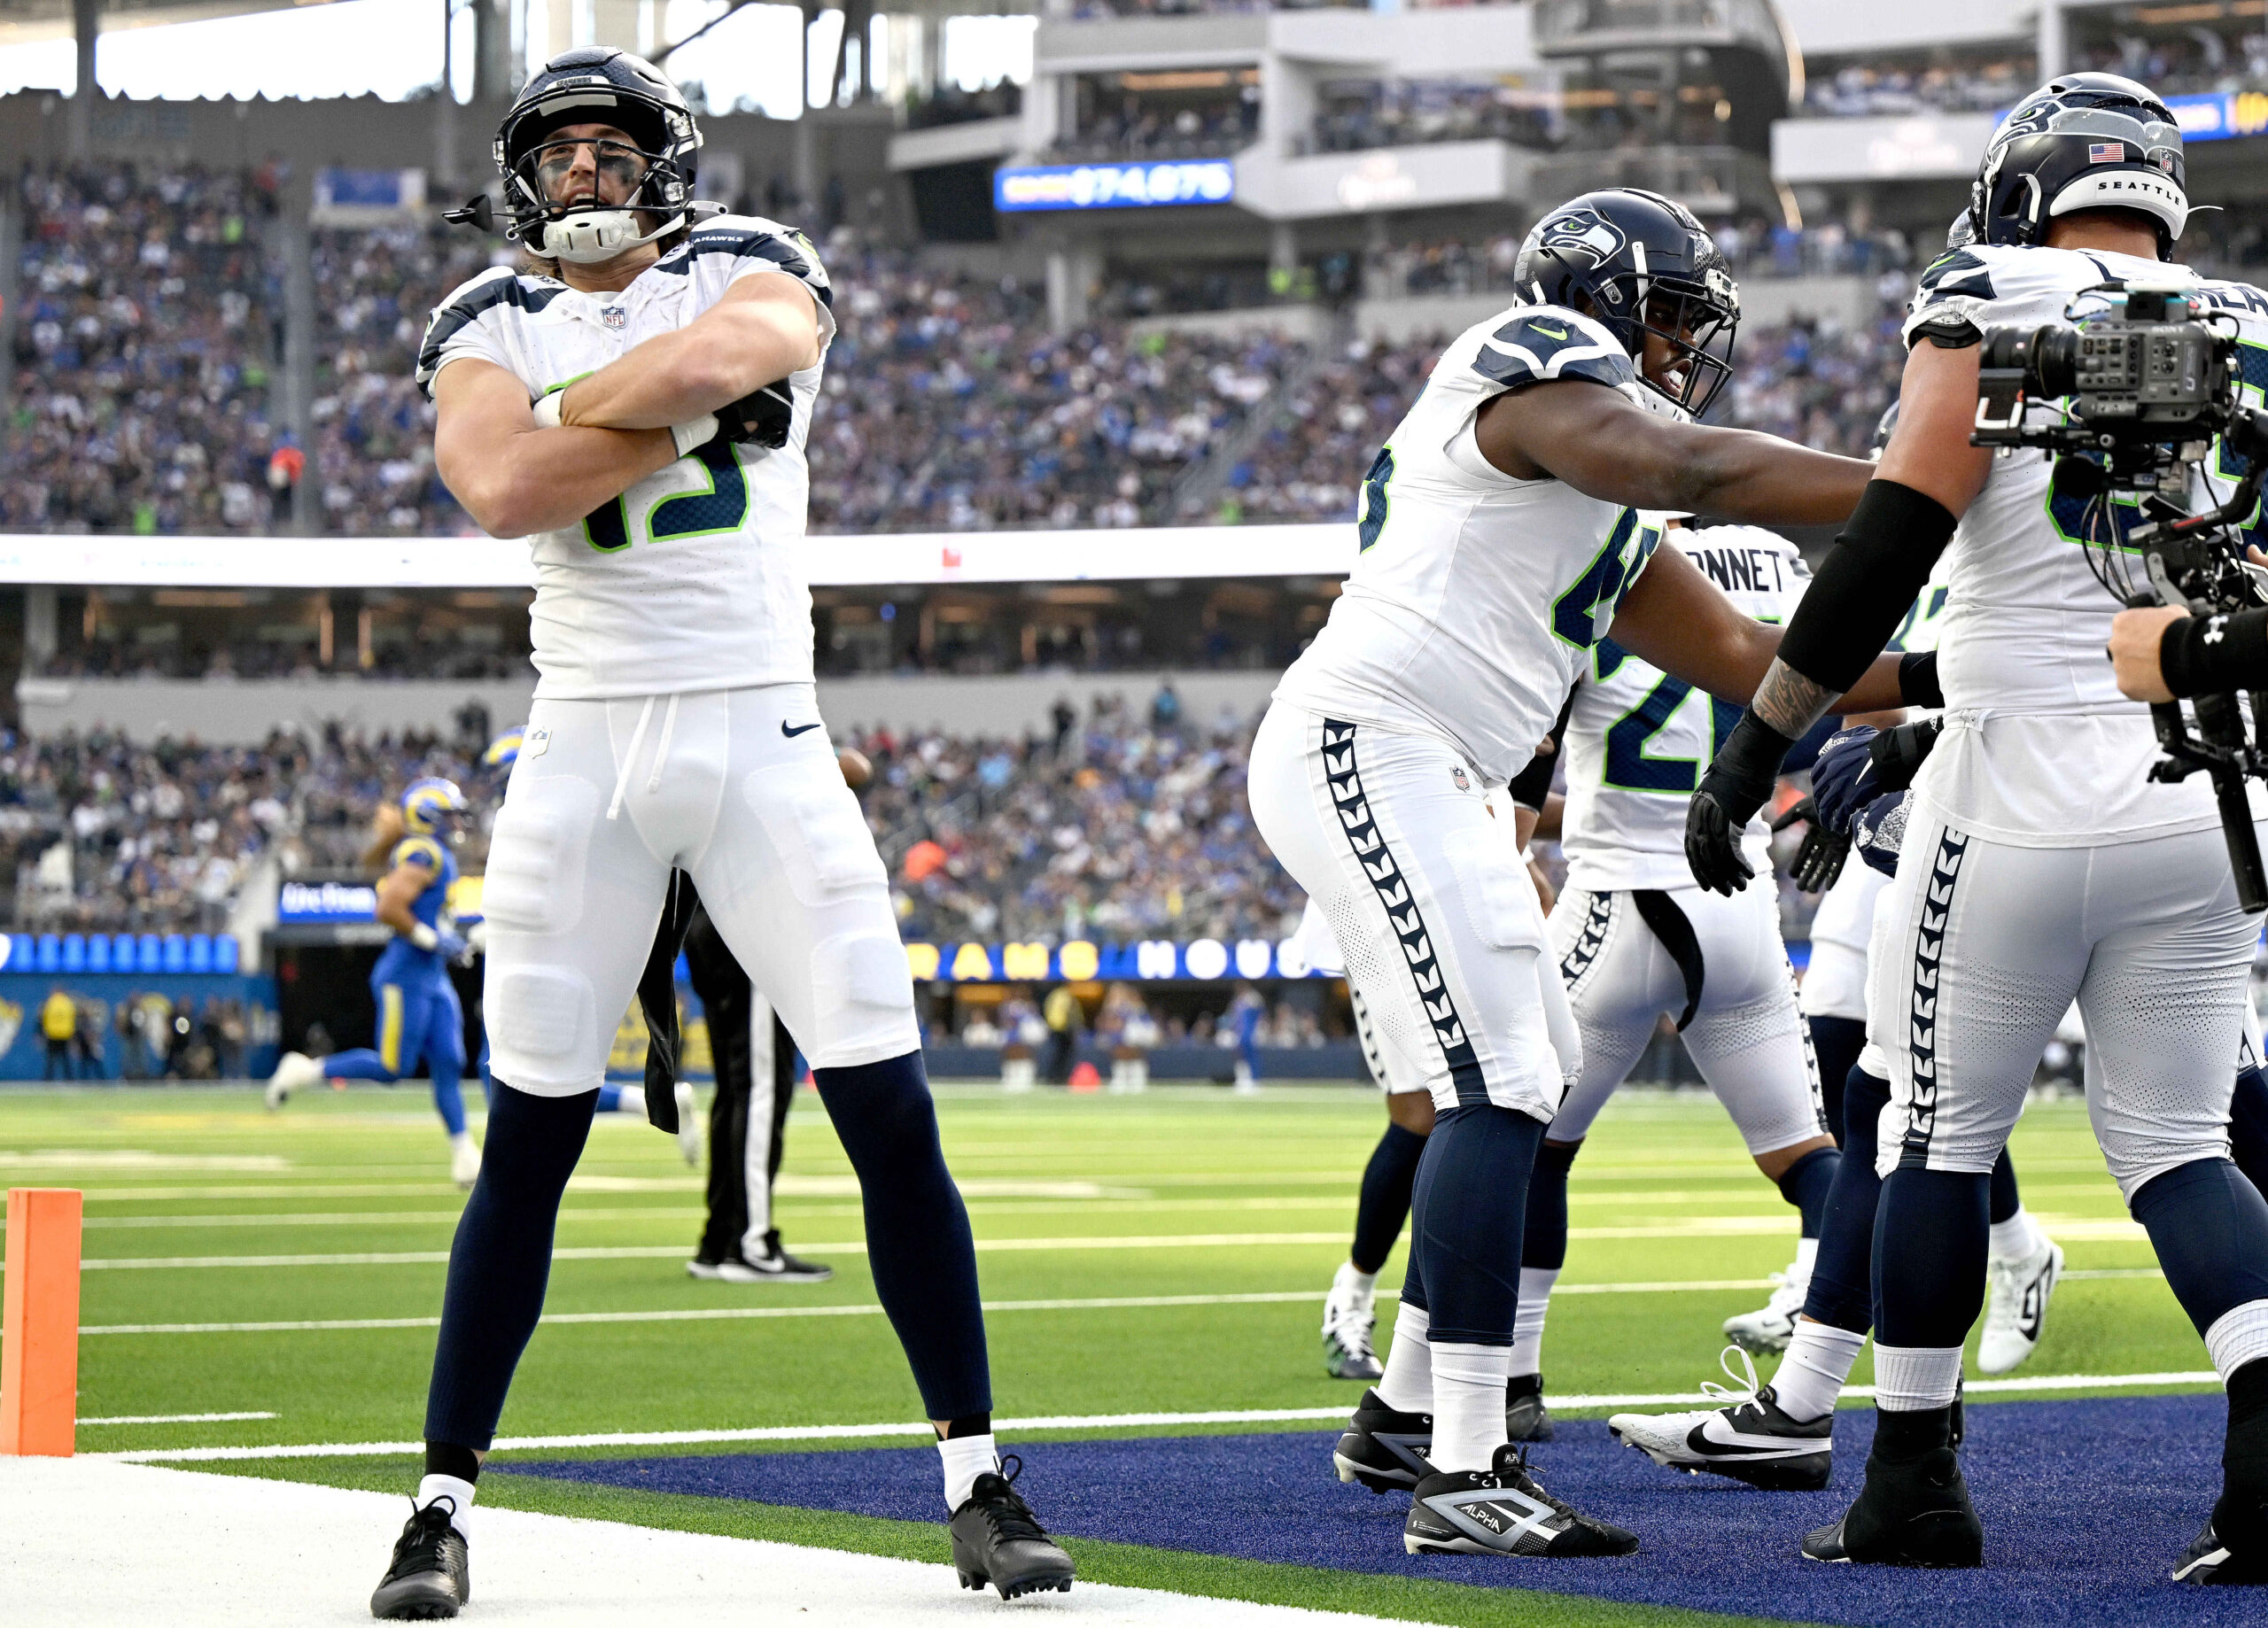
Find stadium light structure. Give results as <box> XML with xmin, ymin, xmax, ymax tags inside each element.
<box><xmin>0</xmin><ymin>525</ymin><xmax>1356</xmax><ymax>588</ymax></box>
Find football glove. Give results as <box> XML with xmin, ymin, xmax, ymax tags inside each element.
<box><xmin>1852</xmin><ymin>790</ymin><xmax>1912</xmax><ymax>879</ymax></box>
<box><xmin>1687</xmin><ymin>709</ymin><xmax>1799</xmax><ymax>895</ymax></box>
<box><xmin>714</xmin><ymin>380</ymin><xmax>795</xmax><ymax>449</ymax></box>
<box><xmin>435</xmin><ymin>929</ymin><xmax>471</xmax><ymax>965</ymax></box>
<box><xmin>1770</xmin><ymin>796</ymin><xmax>1851</xmax><ymax>893</ymax></box>
<box><xmin>1808</xmin><ymin>725</ymin><xmax>1882</xmax><ymax>834</ymax></box>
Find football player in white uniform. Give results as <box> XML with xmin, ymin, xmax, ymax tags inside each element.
<box><xmin>1250</xmin><ymin>187</ymin><xmax>1927</xmax><ymax>1560</ymax></box>
<box><xmin>1509</xmin><ymin>520</ymin><xmax>1842</xmax><ymax>1435</ymax></box>
<box><xmin>368</xmin><ymin>50</ymin><xmax>1071</xmax><ymax>1619</ymax></box>
<box><xmin>1685</xmin><ymin>75</ymin><xmax>2268</xmax><ymax>1580</ymax></box>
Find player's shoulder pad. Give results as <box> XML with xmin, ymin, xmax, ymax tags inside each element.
<box><xmin>416</xmin><ymin>266</ymin><xmax>564</xmax><ymax>391</ymax></box>
<box><xmin>660</xmin><ymin>214</ymin><xmax>832</xmax><ymax>307</ymax></box>
<box><xmin>1904</xmin><ymin>244</ymin><xmax>2091</xmax><ymax>349</ymax></box>
<box><xmin>389</xmin><ymin>835</ymin><xmax>445</xmax><ymax>873</ymax></box>
<box><xmin>1466</xmin><ymin>305</ymin><xmax>1635</xmax><ymax>393</ymax></box>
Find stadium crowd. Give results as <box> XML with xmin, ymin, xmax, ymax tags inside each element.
<box><xmin>1301</xmin><ymin>80</ymin><xmax>1555</xmax><ymax>155</ymax></box>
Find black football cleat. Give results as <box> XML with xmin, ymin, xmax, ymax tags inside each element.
<box><xmin>1404</xmin><ymin>1444</ymin><xmax>1638</xmax><ymax>1558</ymax></box>
<box><xmin>1333</xmin><ymin>1388</ymin><xmax>1434</xmax><ymax>1493</ymax></box>
<box><xmin>1506</xmin><ymin>1372</ymin><xmax>1556</xmax><ymax>1443</ymax></box>
<box><xmin>2174</xmin><ymin>1487</ymin><xmax>2268</xmax><ymax>1585</ymax></box>
<box><xmin>1802</xmin><ymin>1406</ymin><xmax>1981</xmax><ymax>1568</ymax></box>
<box><xmin>369</xmin><ymin>1498</ymin><xmax>470</xmax><ymax>1620</ymax></box>
<box><xmin>949</xmin><ymin>1455</ymin><xmax>1075</xmax><ymax>1601</ymax></box>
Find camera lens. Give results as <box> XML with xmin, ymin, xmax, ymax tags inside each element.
<box><xmin>1978</xmin><ymin>324</ymin><xmax>2032</xmax><ymax>374</ymax></box>
<box><xmin>2029</xmin><ymin>326</ymin><xmax>2080</xmax><ymax>399</ymax></box>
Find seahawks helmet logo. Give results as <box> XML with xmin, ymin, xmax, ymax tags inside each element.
<box><xmin>1534</xmin><ymin>207</ymin><xmax>1626</xmax><ymax>266</ymax></box>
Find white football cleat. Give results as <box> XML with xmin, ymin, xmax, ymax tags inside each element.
<box><xmin>264</xmin><ymin>1050</ymin><xmax>323</xmax><ymax>1111</ymax></box>
<box><xmin>673</xmin><ymin>1081</ymin><xmax>702</xmax><ymax>1167</ymax></box>
<box><xmin>1608</xmin><ymin>1346</ymin><xmax>1833</xmax><ymax>1492</ymax></box>
<box><xmin>1722</xmin><ymin>1261</ymin><xmax>1808</xmax><ymax>1355</ymax></box>
<box><xmin>1321</xmin><ymin>1287</ymin><xmax>1384</xmax><ymax>1382</ymax></box>
<box><xmin>1978</xmin><ymin>1238</ymin><xmax>2062</xmax><ymax>1375</ymax></box>
<box><xmin>450</xmin><ymin>1136</ymin><xmax>482</xmax><ymax>1190</ymax></box>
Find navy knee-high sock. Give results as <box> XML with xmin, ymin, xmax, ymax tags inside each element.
<box><xmin>1350</xmin><ymin>1123</ymin><xmax>1427</xmax><ymax>1275</ymax></box>
<box><xmin>2231</xmin><ymin>1066</ymin><xmax>2268</xmax><ymax>1195</ymax></box>
<box><xmin>1989</xmin><ymin>1147</ymin><xmax>2021</xmax><ymax>1225</ymax></box>
<box><xmin>2130</xmin><ymin>1157</ymin><xmax>2268</xmax><ymax>1345</ymax></box>
<box><xmin>1776</xmin><ymin>1144</ymin><xmax>1840</xmax><ymax>1240</ymax></box>
<box><xmin>1873</xmin><ymin>1166</ymin><xmax>1991</xmax><ymax>1349</ymax></box>
<box><xmin>1803</xmin><ymin>1065</ymin><xmax>1886</xmax><ymax>1335</ymax></box>
<box><xmin>814</xmin><ymin>1050</ymin><xmax>991</xmax><ymax>1422</ymax></box>
<box><xmin>1809</xmin><ymin>1016</ymin><xmax>1866</xmax><ymax>1148</ymax></box>
<box><xmin>1521</xmin><ymin>1140</ymin><xmax>1579</xmax><ymax>1271</ymax></box>
<box><xmin>424</xmin><ymin>1083</ymin><xmax>597</xmax><ymax>1450</ymax></box>
<box><xmin>1409</xmin><ymin>1104</ymin><xmax>1544</xmax><ymax>1346</ymax></box>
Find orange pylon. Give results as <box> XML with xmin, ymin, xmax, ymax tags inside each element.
<box><xmin>2</xmin><ymin>1187</ymin><xmax>83</xmax><ymax>1456</ymax></box>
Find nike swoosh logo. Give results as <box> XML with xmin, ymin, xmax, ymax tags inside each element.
<box><xmin>1530</xmin><ymin>323</ymin><xmax>1569</xmax><ymax>339</ymax></box>
<box><xmin>781</xmin><ymin>721</ymin><xmax>823</xmax><ymax>738</ymax></box>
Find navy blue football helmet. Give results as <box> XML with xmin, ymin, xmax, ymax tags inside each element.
<box><xmin>1511</xmin><ymin>188</ymin><xmax>1741</xmax><ymax>416</ymax></box>
<box><xmin>1969</xmin><ymin>74</ymin><xmax>2186</xmax><ymax>259</ymax></box>
<box><xmin>490</xmin><ymin>49</ymin><xmax>703</xmax><ymax>264</ymax></box>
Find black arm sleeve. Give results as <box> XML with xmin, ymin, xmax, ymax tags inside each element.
<box><xmin>2161</xmin><ymin>608</ymin><xmax>2268</xmax><ymax>699</ymax></box>
<box><xmin>1775</xmin><ymin>479</ymin><xmax>1960</xmax><ymax>693</ymax></box>
<box><xmin>1505</xmin><ymin>692</ymin><xmax>1574</xmax><ymax>812</ymax></box>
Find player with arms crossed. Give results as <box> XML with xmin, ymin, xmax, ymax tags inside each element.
<box><xmin>1685</xmin><ymin>74</ymin><xmax>2268</xmax><ymax>1580</ymax></box>
<box><xmin>268</xmin><ymin>779</ymin><xmax>481</xmax><ymax>1188</ymax></box>
<box><xmin>367</xmin><ymin>49</ymin><xmax>1071</xmax><ymax>1619</ymax></box>
<box><xmin>1250</xmin><ymin>187</ymin><xmax>1926</xmax><ymax>1559</ymax></box>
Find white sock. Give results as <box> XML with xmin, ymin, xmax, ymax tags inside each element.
<box><xmin>937</xmin><ymin>1431</ymin><xmax>999</xmax><ymax>1511</ymax></box>
<box><xmin>447</xmin><ymin>1130</ymin><xmax>474</xmax><ymax>1152</ymax></box>
<box><xmin>1332</xmin><ymin>1260</ymin><xmax>1379</xmax><ymax>1312</ymax></box>
<box><xmin>1429</xmin><ymin>1342</ymin><xmax>1511</xmax><ymax>1474</ymax></box>
<box><xmin>1791</xmin><ymin>1237</ymin><xmax>1819</xmax><ymax>1283</ymax></box>
<box><xmin>2205</xmin><ymin>1300</ymin><xmax>2268</xmax><ymax>1379</ymax></box>
<box><xmin>1987</xmin><ymin>1206</ymin><xmax>2047</xmax><ymax>1262</ymax></box>
<box><xmin>1508</xmin><ymin>1267</ymin><xmax>1558</xmax><ymax>1379</ymax></box>
<box><xmin>415</xmin><ymin>1474</ymin><xmax>476</xmax><ymax>1541</ymax></box>
<box><xmin>1871</xmin><ymin>1343</ymin><xmax>1964</xmax><ymax>1412</ymax></box>
<box><xmin>1375</xmin><ymin>1302</ymin><xmax>1433</xmax><ymax>1414</ymax></box>
<box><xmin>1771</xmin><ymin>1319</ymin><xmax>1867</xmax><ymax>1423</ymax></box>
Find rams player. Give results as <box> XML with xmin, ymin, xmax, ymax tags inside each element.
<box><xmin>267</xmin><ymin>779</ymin><xmax>480</xmax><ymax>1188</ymax></box>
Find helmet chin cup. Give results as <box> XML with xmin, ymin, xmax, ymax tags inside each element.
<box><xmin>536</xmin><ymin>208</ymin><xmax>681</xmax><ymax>263</ymax></box>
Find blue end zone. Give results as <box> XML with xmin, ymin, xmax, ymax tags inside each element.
<box><xmin>503</xmin><ymin>1393</ymin><xmax>2249</xmax><ymax>1625</ymax></box>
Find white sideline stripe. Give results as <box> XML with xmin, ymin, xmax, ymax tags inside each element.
<box><xmin>76</xmin><ymin>1279</ymin><xmax>1791</xmax><ymax>1336</ymax></box>
<box><xmin>91</xmin><ymin>1368</ymin><xmax>2226</xmax><ymax>1464</ymax></box>
<box><xmin>77</xmin><ymin>1411</ymin><xmax>278</xmax><ymax>1425</ymax></box>
<box><xmin>60</xmin><ymin>1219</ymin><xmax>1849</xmax><ymax>1271</ymax></box>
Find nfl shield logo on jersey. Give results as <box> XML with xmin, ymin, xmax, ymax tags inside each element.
<box><xmin>1451</xmin><ymin>766</ymin><xmax>1470</xmax><ymax>791</ymax></box>
<box><xmin>602</xmin><ymin>306</ymin><xmax>627</xmax><ymax>329</ymax></box>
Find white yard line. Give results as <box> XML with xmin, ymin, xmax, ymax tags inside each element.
<box><xmin>89</xmin><ymin>1368</ymin><xmax>2224</xmax><ymax>1465</ymax></box>
<box><xmin>77</xmin><ymin>1411</ymin><xmax>278</xmax><ymax>1425</ymax></box>
<box><xmin>4</xmin><ymin>1457</ymin><xmax>1413</xmax><ymax>1626</ymax></box>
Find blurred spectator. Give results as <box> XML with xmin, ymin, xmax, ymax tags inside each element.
<box><xmin>1302</xmin><ymin>79</ymin><xmax>1554</xmax><ymax>155</ymax></box>
<box><xmin>40</xmin><ymin>987</ymin><xmax>76</xmax><ymax>1079</ymax></box>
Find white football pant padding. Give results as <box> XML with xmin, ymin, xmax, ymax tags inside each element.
<box><xmin>482</xmin><ymin>684</ymin><xmax>917</xmax><ymax>1096</ymax></box>
<box><xmin>1798</xmin><ymin>861</ymin><xmax>1888</xmax><ymax>1022</ymax></box>
<box><xmin>1545</xmin><ymin>884</ymin><xmax>1824</xmax><ymax>1153</ymax></box>
<box><xmin>1867</xmin><ymin>803</ymin><xmax>2256</xmax><ymax>1198</ymax></box>
<box><xmin>742</xmin><ymin>989</ymin><xmax>779</xmax><ymax>1252</ymax></box>
<box><xmin>1350</xmin><ymin>983</ymin><xmax>1426</xmax><ymax>1096</ymax></box>
<box><xmin>1247</xmin><ymin>704</ymin><xmax>1566</xmax><ymax>1120</ymax></box>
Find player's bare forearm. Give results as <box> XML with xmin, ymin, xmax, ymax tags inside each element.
<box><xmin>558</xmin><ymin>275</ymin><xmax>822</xmax><ymax>431</ymax></box>
<box><xmin>373</xmin><ymin>869</ymin><xmax>425</xmax><ymax>938</ymax></box>
<box><xmin>1475</xmin><ymin>383</ymin><xmax>1873</xmax><ymax>524</ymax></box>
<box><xmin>433</xmin><ymin>358</ymin><xmax>680</xmax><ymax>536</ymax></box>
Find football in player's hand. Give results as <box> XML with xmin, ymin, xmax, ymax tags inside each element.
<box><xmin>838</xmin><ymin>747</ymin><xmax>873</xmax><ymax>791</ymax></box>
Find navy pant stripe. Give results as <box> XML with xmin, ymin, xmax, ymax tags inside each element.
<box><xmin>1899</xmin><ymin>825</ymin><xmax>1970</xmax><ymax>1169</ymax></box>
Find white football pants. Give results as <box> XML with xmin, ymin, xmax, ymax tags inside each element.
<box><xmin>1247</xmin><ymin>704</ymin><xmax>1577</xmax><ymax>1120</ymax></box>
<box><xmin>1867</xmin><ymin>798</ymin><xmax>2257</xmax><ymax>1198</ymax></box>
<box><xmin>1547</xmin><ymin>881</ymin><xmax>1826</xmax><ymax>1152</ymax></box>
<box><xmin>479</xmin><ymin>683</ymin><xmax>918</xmax><ymax>1095</ymax></box>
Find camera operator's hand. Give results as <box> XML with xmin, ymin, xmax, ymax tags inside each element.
<box><xmin>2109</xmin><ymin>604</ymin><xmax>2189</xmax><ymax>703</ymax></box>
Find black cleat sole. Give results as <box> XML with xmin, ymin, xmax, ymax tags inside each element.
<box><xmin>369</xmin><ymin>1579</ymin><xmax>463</xmax><ymax>1620</ymax></box>
<box><xmin>1803</xmin><ymin>1511</ymin><xmax>1983</xmax><ymax>1568</ymax></box>
<box><xmin>1675</xmin><ymin>1454</ymin><xmax>1831</xmax><ymax>1493</ymax></box>
<box><xmin>959</xmin><ymin>1568</ymin><xmax>1075</xmax><ymax>1599</ymax></box>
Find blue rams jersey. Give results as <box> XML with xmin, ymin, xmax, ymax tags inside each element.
<box><xmin>374</xmin><ymin>834</ymin><xmax>458</xmax><ymax>984</ymax></box>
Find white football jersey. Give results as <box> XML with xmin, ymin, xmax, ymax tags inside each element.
<box><xmin>1559</xmin><ymin>525</ymin><xmax>1806</xmax><ymax>892</ymax></box>
<box><xmin>1275</xmin><ymin>304</ymin><xmax>1671</xmax><ymax>784</ymax></box>
<box><xmin>416</xmin><ymin>216</ymin><xmax>835</xmax><ymax>700</ymax></box>
<box><xmin>1901</xmin><ymin>243</ymin><xmax>2268</xmax><ymax>844</ymax></box>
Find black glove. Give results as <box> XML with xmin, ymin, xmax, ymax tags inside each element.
<box><xmin>714</xmin><ymin>380</ymin><xmax>795</xmax><ymax>449</ymax></box>
<box><xmin>1686</xmin><ymin>709</ymin><xmax>1799</xmax><ymax>895</ymax></box>
<box><xmin>1770</xmin><ymin>796</ymin><xmax>1851</xmax><ymax>893</ymax></box>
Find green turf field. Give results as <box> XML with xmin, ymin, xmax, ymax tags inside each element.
<box><xmin>0</xmin><ymin>1081</ymin><xmax>2216</xmax><ymax>1625</ymax></box>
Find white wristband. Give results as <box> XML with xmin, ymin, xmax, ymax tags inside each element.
<box><xmin>672</xmin><ymin>414</ymin><xmax>719</xmax><ymax>458</ymax></box>
<box><xmin>408</xmin><ymin>924</ymin><xmax>439</xmax><ymax>951</ymax></box>
<box><xmin>532</xmin><ymin>391</ymin><xmax>564</xmax><ymax>430</ymax></box>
